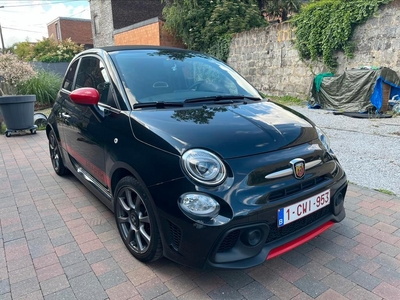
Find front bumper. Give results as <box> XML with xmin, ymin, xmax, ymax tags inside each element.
<box><xmin>149</xmin><ymin>143</ymin><xmax>347</xmax><ymax>269</ymax></box>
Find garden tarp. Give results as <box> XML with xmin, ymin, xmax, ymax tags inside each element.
<box><xmin>309</xmin><ymin>67</ymin><xmax>400</xmax><ymax>112</ymax></box>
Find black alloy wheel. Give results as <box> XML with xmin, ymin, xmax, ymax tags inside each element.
<box><xmin>115</xmin><ymin>176</ymin><xmax>162</xmax><ymax>262</ymax></box>
<box><xmin>48</xmin><ymin>129</ymin><xmax>67</xmax><ymax>175</ymax></box>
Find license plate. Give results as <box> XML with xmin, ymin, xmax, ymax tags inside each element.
<box><xmin>277</xmin><ymin>189</ymin><xmax>330</xmax><ymax>227</ymax></box>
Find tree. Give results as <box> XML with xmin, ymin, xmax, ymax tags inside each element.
<box><xmin>259</xmin><ymin>0</ymin><xmax>301</xmax><ymax>22</ymax></box>
<box><xmin>162</xmin><ymin>0</ymin><xmax>266</xmax><ymax>61</ymax></box>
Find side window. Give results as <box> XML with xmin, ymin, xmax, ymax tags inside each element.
<box><xmin>62</xmin><ymin>60</ymin><xmax>78</xmax><ymax>91</ymax></box>
<box><xmin>74</xmin><ymin>57</ymin><xmax>115</xmax><ymax>107</ymax></box>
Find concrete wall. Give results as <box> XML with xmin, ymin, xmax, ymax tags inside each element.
<box><xmin>90</xmin><ymin>0</ymin><xmax>114</xmax><ymax>47</ymax></box>
<box><xmin>228</xmin><ymin>1</ymin><xmax>400</xmax><ymax>99</ymax></box>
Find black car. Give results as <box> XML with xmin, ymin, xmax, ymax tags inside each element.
<box><xmin>47</xmin><ymin>46</ymin><xmax>347</xmax><ymax>269</ymax></box>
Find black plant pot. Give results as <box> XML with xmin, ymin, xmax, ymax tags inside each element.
<box><xmin>0</xmin><ymin>95</ymin><xmax>37</xmax><ymax>136</ymax></box>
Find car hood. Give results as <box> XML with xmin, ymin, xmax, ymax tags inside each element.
<box><xmin>130</xmin><ymin>101</ymin><xmax>317</xmax><ymax>159</ymax></box>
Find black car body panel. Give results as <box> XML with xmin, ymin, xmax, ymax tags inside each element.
<box><xmin>47</xmin><ymin>46</ymin><xmax>347</xmax><ymax>269</ymax></box>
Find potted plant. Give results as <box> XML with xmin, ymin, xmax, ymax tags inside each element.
<box><xmin>0</xmin><ymin>52</ymin><xmax>37</xmax><ymax>137</ymax></box>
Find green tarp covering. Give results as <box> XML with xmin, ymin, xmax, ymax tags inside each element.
<box><xmin>309</xmin><ymin>67</ymin><xmax>400</xmax><ymax>112</ymax></box>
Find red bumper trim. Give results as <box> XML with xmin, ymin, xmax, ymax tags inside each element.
<box><xmin>266</xmin><ymin>221</ymin><xmax>334</xmax><ymax>260</ymax></box>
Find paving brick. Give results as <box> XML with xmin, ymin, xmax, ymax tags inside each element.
<box><xmin>40</xmin><ymin>274</ymin><xmax>70</xmax><ymax>296</ymax></box>
<box><xmin>98</xmin><ymin>267</ymin><xmax>127</xmax><ymax>290</ymax></box>
<box><xmin>207</xmin><ymin>284</ymin><xmax>243</xmax><ymax>300</ymax></box>
<box><xmin>373</xmin><ymin>231</ymin><xmax>399</xmax><ymax>245</ymax></box>
<box><xmin>347</xmin><ymin>269</ymin><xmax>381</xmax><ymax>291</ymax></box>
<box><xmin>28</xmin><ymin>236</ymin><xmax>55</xmax><ymax>259</ymax></box>
<box><xmin>373</xmin><ymin>222</ymin><xmax>397</xmax><ymax>233</ymax></box>
<box><xmin>351</xmin><ymin>244</ymin><xmax>380</xmax><ymax>259</ymax></box>
<box><xmin>354</xmin><ymin>215</ymin><xmax>379</xmax><ymax>226</ymax></box>
<box><xmin>127</xmin><ymin>266</ymin><xmax>157</xmax><ymax>287</ymax></box>
<box><xmin>3</xmin><ymin>230</ymin><xmax>25</xmax><ymax>243</ymax></box>
<box><xmin>264</xmin><ymin>277</ymin><xmax>301</xmax><ymax>300</ymax></box>
<box><xmin>331</xmin><ymin>234</ymin><xmax>359</xmax><ymax>249</ymax></box>
<box><xmin>152</xmin><ymin>262</ymin><xmax>183</xmax><ymax>283</ymax></box>
<box><xmin>374</xmin><ymin>241</ymin><xmax>400</xmax><ymax>257</ymax></box>
<box><xmin>294</xmin><ymin>275</ymin><xmax>329</xmax><ymax>298</ymax></box>
<box><xmin>59</xmin><ymin>250</ymin><xmax>86</xmax><ymax>268</ymax></box>
<box><xmin>321</xmin><ymin>273</ymin><xmax>356</xmax><ymax>294</ymax></box>
<box><xmin>354</xmin><ymin>224</ymin><xmax>379</xmax><ymax>236</ymax></box>
<box><xmin>304</xmin><ymin>248</ymin><xmax>335</xmax><ymax>265</ymax></box>
<box><xmin>247</xmin><ymin>265</ymin><xmax>278</xmax><ymax>288</ymax></box>
<box><xmin>64</xmin><ymin>260</ymin><xmax>92</xmax><ymax>280</ymax></box>
<box><xmin>300</xmin><ymin>261</ymin><xmax>332</xmax><ymax>280</ymax></box>
<box><xmin>332</xmin><ymin>225</ymin><xmax>360</xmax><ymax>239</ymax></box>
<box><xmin>44</xmin><ymin>287</ymin><xmax>77</xmax><ymax>300</ymax></box>
<box><xmin>0</xmin><ymin>279</ymin><xmax>10</xmax><ymax>295</ymax></box>
<box><xmin>79</xmin><ymin>238</ymin><xmax>104</xmax><ymax>254</ymax></box>
<box><xmin>315</xmin><ymin>289</ymin><xmax>348</xmax><ymax>300</ymax></box>
<box><xmin>281</xmin><ymin>250</ymin><xmax>312</xmax><ymax>268</ymax></box>
<box><xmin>325</xmin><ymin>258</ymin><xmax>357</xmax><ymax>277</ymax></box>
<box><xmin>353</xmin><ymin>233</ymin><xmax>380</xmax><ymax>247</ymax></box>
<box><xmin>238</xmin><ymin>281</ymin><xmax>273</xmax><ymax>300</ymax></box>
<box><xmin>54</xmin><ymin>241</ymin><xmax>80</xmax><ymax>257</ymax></box>
<box><xmin>373</xmin><ymin>282</ymin><xmax>400</xmax><ymax>299</ymax></box>
<box><xmin>188</xmin><ymin>272</ymin><xmax>227</xmax><ymax>295</ymax></box>
<box><xmin>106</xmin><ymin>281</ymin><xmax>138</xmax><ymax>300</ymax></box>
<box><xmin>136</xmin><ymin>277</ymin><xmax>169</xmax><ymax>300</ymax></box>
<box><xmin>178</xmin><ymin>287</ymin><xmax>211</xmax><ymax>300</ymax></box>
<box><xmin>51</xmin><ymin>233</ymin><xmax>76</xmax><ymax>247</ymax></box>
<box><xmin>10</xmin><ymin>277</ymin><xmax>39</xmax><ymax>299</ymax></box>
<box><xmin>373</xmin><ymin>253</ymin><xmax>400</xmax><ymax>270</ymax></box>
<box><xmin>266</xmin><ymin>258</ymin><xmax>306</xmax><ymax>283</ymax></box>
<box><xmin>349</xmin><ymin>255</ymin><xmax>381</xmax><ymax>274</ymax></box>
<box><xmin>69</xmin><ymin>272</ymin><xmax>108</xmax><ymax>300</ymax></box>
<box><xmin>372</xmin><ymin>266</ymin><xmax>400</xmax><ymax>287</ymax></box>
<box><xmin>7</xmin><ymin>255</ymin><xmax>33</xmax><ymax>272</ymax></box>
<box><xmin>8</xmin><ymin>265</ymin><xmax>36</xmax><ymax>284</ymax></box>
<box><xmin>91</xmin><ymin>257</ymin><xmax>119</xmax><ymax>276</ymax></box>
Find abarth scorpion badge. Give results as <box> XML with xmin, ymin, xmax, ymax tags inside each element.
<box><xmin>290</xmin><ymin>158</ymin><xmax>305</xmax><ymax>180</ymax></box>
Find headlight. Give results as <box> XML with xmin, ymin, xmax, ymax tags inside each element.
<box><xmin>179</xmin><ymin>193</ymin><xmax>220</xmax><ymax>219</ymax></box>
<box><xmin>316</xmin><ymin>126</ymin><xmax>331</xmax><ymax>152</ymax></box>
<box><xmin>181</xmin><ymin>149</ymin><xmax>226</xmax><ymax>186</ymax></box>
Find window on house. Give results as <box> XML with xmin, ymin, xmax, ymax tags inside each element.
<box><xmin>55</xmin><ymin>22</ymin><xmax>61</xmax><ymax>41</ymax></box>
<box><xmin>94</xmin><ymin>15</ymin><xmax>100</xmax><ymax>35</ymax></box>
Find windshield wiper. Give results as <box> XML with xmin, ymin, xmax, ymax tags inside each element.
<box><xmin>184</xmin><ymin>95</ymin><xmax>262</xmax><ymax>104</ymax></box>
<box><xmin>133</xmin><ymin>101</ymin><xmax>184</xmax><ymax>109</ymax></box>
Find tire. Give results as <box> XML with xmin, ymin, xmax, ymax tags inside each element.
<box><xmin>114</xmin><ymin>176</ymin><xmax>163</xmax><ymax>262</ymax></box>
<box><xmin>5</xmin><ymin>131</ymin><xmax>11</xmax><ymax>137</ymax></box>
<box><xmin>30</xmin><ymin>129</ymin><xmax>37</xmax><ymax>134</ymax></box>
<box><xmin>48</xmin><ymin>129</ymin><xmax>68</xmax><ymax>176</ymax></box>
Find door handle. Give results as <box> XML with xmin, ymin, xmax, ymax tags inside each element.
<box><xmin>61</xmin><ymin>113</ymin><xmax>71</xmax><ymax>119</ymax></box>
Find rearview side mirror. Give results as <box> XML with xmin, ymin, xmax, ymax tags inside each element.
<box><xmin>70</xmin><ymin>88</ymin><xmax>100</xmax><ymax>105</ymax></box>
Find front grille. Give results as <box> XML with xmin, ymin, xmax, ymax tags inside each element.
<box><xmin>268</xmin><ymin>176</ymin><xmax>326</xmax><ymax>202</ymax></box>
<box><xmin>168</xmin><ymin>221</ymin><xmax>182</xmax><ymax>251</ymax></box>
<box><xmin>265</xmin><ymin>205</ymin><xmax>331</xmax><ymax>243</ymax></box>
<box><xmin>217</xmin><ymin>229</ymin><xmax>240</xmax><ymax>253</ymax></box>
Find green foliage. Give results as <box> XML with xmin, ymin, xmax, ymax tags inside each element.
<box><xmin>259</xmin><ymin>0</ymin><xmax>301</xmax><ymax>21</ymax></box>
<box><xmin>16</xmin><ymin>70</ymin><xmax>62</xmax><ymax>106</ymax></box>
<box><xmin>14</xmin><ymin>41</ymin><xmax>34</xmax><ymax>61</ymax></box>
<box><xmin>14</xmin><ymin>38</ymin><xmax>83</xmax><ymax>63</ymax></box>
<box><xmin>293</xmin><ymin>0</ymin><xmax>393</xmax><ymax>71</ymax></box>
<box><xmin>268</xmin><ymin>95</ymin><xmax>305</xmax><ymax>105</ymax></box>
<box><xmin>163</xmin><ymin>0</ymin><xmax>266</xmax><ymax>61</ymax></box>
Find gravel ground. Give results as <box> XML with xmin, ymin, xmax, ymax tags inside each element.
<box><xmin>289</xmin><ymin>105</ymin><xmax>400</xmax><ymax>196</ymax></box>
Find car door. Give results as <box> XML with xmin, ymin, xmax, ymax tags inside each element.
<box><xmin>61</xmin><ymin>55</ymin><xmax>112</xmax><ymax>187</ymax></box>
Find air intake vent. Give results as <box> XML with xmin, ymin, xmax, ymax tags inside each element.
<box><xmin>217</xmin><ymin>229</ymin><xmax>240</xmax><ymax>253</ymax></box>
<box><xmin>168</xmin><ymin>221</ymin><xmax>182</xmax><ymax>251</ymax></box>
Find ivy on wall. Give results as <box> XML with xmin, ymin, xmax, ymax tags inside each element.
<box><xmin>293</xmin><ymin>0</ymin><xmax>393</xmax><ymax>71</ymax></box>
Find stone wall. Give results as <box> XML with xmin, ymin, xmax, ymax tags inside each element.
<box><xmin>227</xmin><ymin>1</ymin><xmax>400</xmax><ymax>99</ymax></box>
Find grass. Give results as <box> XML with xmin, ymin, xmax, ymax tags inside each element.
<box><xmin>17</xmin><ymin>70</ymin><xmax>62</xmax><ymax>106</ymax></box>
<box><xmin>266</xmin><ymin>95</ymin><xmax>306</xmax><ymax>106</ymax></box>
<box><xmin>374</xmin><ymin>188</ymin><xmax>396</xmax><ymax>196</ymax></box>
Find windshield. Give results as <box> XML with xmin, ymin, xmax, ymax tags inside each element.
<box><xmin>109</xmin><ymin>49</ymin><xmax>262</xmax><ymax>104</ymax></box>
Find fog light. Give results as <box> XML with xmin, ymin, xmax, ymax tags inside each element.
<box><xmin>242</xmin><ymin>229</ymin><xmax>263</xmax><ymax>246</ymax></box>
<box><xmin>179</xmin><ymin>193</ymin><xmax>220</xmax><ymax>219</ymax></box>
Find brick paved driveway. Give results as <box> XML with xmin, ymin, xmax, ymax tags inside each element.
<box><xmin>1</xmin><ymin>131</ymin><xmax>400</xmax><ymax>300</ymax></box>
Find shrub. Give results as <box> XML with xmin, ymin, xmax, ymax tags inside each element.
<box><xmin>0</xmin><ymin>52</ymin><xmax>36</xmax><ymax>95</ymax></box>
<box><xmin>16</xmin><ymin>70</ymin><xmax>62</xmax><ymax>106</ymax></box>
